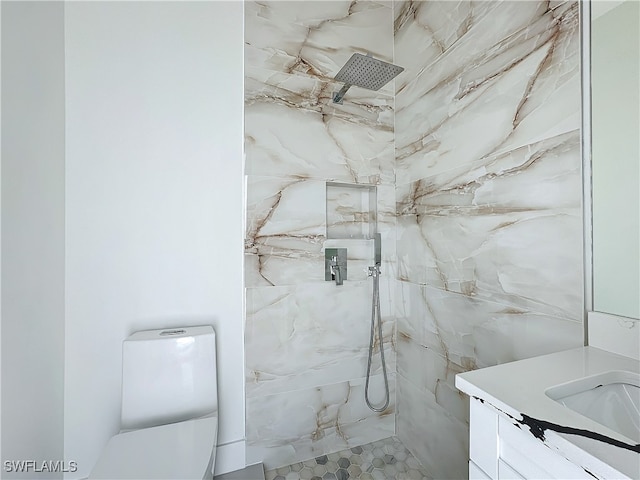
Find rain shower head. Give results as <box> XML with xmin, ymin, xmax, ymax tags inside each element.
<box><xmin>332</xmin><ymin>53</ymin><xmax>404</xmax><ymax>104</ymax></box>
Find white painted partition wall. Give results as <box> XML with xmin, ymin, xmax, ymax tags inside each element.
<box><xmin>1</xmin><ymin>3</ymin><xmax>66</xmax><ymax>478</ymax></box>
<box><xmin>64</xmin><ymin>2</ymin><xmax>245</xmax><ymax>478</ymax></box>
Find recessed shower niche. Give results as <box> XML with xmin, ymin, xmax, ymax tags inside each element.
<box><xmin>326</xmin><ymin>182</ymin><xmax>377</xmax><ymax>240</ymax></box>
<box><xmin>325</xmin><ymin>182</ymin><xmax>378</xmax><ymax>283</ymax></box>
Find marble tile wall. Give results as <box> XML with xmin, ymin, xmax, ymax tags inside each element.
<box><xmin>244</xmin><ymin>1</ymin><xmax>397</xmax><ymax>470</ymax></box>
<box><xmin>393</xmin><ymin>1</ymin><xmax>584</xmax><ymax>478</ymax></box>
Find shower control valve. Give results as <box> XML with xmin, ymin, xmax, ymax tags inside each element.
<box><xmin>325</xmin><ymin>248</ymin><xmax>347</xmax><ymax>286</ymax></box>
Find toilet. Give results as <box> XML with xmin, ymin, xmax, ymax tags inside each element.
<box><xmin>90</xmin><ymin>326</ymin><xmax>219</xmax><ymax>480</ymax></box>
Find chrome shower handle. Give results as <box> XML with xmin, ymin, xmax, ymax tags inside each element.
<box><xmin>325</xmin><ymin>248</ymin><xmax>347</xmax><ymax>286</ymax></box>
<box><xmin>330</xmin><ymin>256</ymin><xmax>343</xmax><ymax>285</ymax></box>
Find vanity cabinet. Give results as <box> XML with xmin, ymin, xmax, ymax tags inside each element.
<box><xmin>469</xmin><ymin>399</ymin><xmax>591</xmax><ymax>480</ymax></box>
<box><xmin>457</xmin><ymin>348</ymin><xmax>638</xmax><ymax>480</ymax></box>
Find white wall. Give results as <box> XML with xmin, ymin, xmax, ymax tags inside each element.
<box><xmin>1</xmin><ymin>2</ymin><xmax>66</xmax><ymax>478</ymax></box>
<box><xmin>588</xmin><ymin>311</ymin><xmax>639</xmax><ymax>360</ymax></box>
<box><xmin>1</xmin><ymin>2</ymin><xmax>3</xmax><ymax>470</ymax></box>
<box><xmin>64</xmin><ymin>2</ymin><xmax>244</xmax><ymax>478</ymax></box>
<box><xmin>591</xmin><ymin>0</ymin><xmax>640</xmax><ymax>319</ymax></box>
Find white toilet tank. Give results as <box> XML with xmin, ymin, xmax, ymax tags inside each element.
<box><xmin>121</xmin><ymin>326</ymin><xmax>218</xmax><ymax>430</ymax></box>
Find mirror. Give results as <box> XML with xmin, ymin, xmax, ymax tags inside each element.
<box><xmin>590</xmin><ymin>0</ymin><xmax>640</xmax><ymax>319</ymax></box>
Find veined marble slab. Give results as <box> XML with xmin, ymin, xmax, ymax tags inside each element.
<box><xmin>397</xmin><ymin>334</ymin><xmax>468</xmax><ymax>425</ymax></box>
<box><xmin>394</xmin><ymin>130</ymin><xmax>583</xmax><ymax>320</ymax></box>
<box><xmin>246</xmin><ymin>374</ymin><xmax>396</xmax><ymax>470</ymax></box>
<box><xmin>396</xmin><ymin>282</ymin><xmax>583</xmax><ymax>372</ymax></box>
<box><xmin>244</xmin><ymin>1</ymin><xmax>397</xmax><ymax>468</ymax></box>
<box><xmin>245</xmin><ymin>177</ymin><xmax>396</xmax><ymax>287</ymax></box>
<box><xmin>246</xmin><ymin>282</ymin><xmax>396</xmax><ymax>398</ymax></box>
<box><xmin>245</xmin><ymin>1</ymin><xmax>394</xmax><ymax>92</ymax></box>
<box><xmin>396</xmin><ymin>130</ymin><xmax>581</xmax><ymax>213</ymax></box>
<box><xmin>396</xmin><ymin>208</ymin><xmax>583</xmax><ymax>320</ymax></box>
<box><xmin>244</xmin><ymin>0</ymin><xmax>584</xmax><ymax>476</ymax></box>
<box><xmin>397</xmin><ymin>375</ymin><xmax>468</xmax><ymax>480</ymax></box>
<box><xmin>395</xmin><ymin>1</ymin><xmax>579</xmax><ymax>184</ymax></box>
<box><xmin>245</xmin><ymin>72</ymin><xmax>394</xmax><ymax>182</ymax></box>
<box><xmin>394</xmin><ymin>1</ymin><xmax>551</xmax><ymax>90</ymax></box>
<box><xmin>393</xmin><ymin>2</ymin><xmax>582</xmax><ymax>478</ymax></box>
<box><xmin>247</xmin><ymin>177</ymin><xmax>326</xmax><ymax>243</ymax></box>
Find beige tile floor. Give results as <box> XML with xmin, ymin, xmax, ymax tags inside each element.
<box><xmin>265</xmin><ymin>437</ymin><xmax>432</xmax><ymax>480</ymax></box>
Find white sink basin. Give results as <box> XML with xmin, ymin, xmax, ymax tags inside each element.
<box><xmin>545</xmin><ymin>370</ymin><xmax>640</xmax><ymax>442</ymax></box>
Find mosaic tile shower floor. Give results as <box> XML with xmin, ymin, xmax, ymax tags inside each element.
<box><xmin>265</xmin><ymin>437</ymin><xmax>432</xmax><ymax>480</ymax></box>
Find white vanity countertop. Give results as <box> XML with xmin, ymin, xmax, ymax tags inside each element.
<box><xmin>455</xmin><ymin>346</ymin><xmax>640</xmax><ymax>479</ymax></box>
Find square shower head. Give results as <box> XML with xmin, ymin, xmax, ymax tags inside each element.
<box><xmin>334</xmin><ymin>53</ymin><xmax>404</xmax><ymax>91</ymax></box>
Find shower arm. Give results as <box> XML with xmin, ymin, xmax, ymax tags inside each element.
<box><xmin>333</xmin><ymin>83</ymin><xmax>352</xmax><ymax>104</ymax></box>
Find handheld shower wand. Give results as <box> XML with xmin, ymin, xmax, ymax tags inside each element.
<box><xmin>365</xmin><ymin>233</ymin><xmax>389</xmax><ymax>412</ymax></box>
<box><xmin>374</xmin><ymin>232</ymin><xmax>381</xmax><ymax>266</ymax></box>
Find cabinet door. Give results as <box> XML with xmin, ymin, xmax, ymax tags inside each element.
<box><xmin>498</xmin><ymin>416</ymin><xmax>590</xmax><ymax>479</ymax></box>
<box><xmin>498</xmin><ymin>460</ymin><xmax>524</xmax><ymax>479</ymax></box>
<box><xmin>470</xmin><ymin>400</ymin><xmax>498</xmax><ymax>478</ymax></box>
<box><xmin>470</xmin><ymin>460</ymin><xmax>492</xmax><ymax>480</ymax></box>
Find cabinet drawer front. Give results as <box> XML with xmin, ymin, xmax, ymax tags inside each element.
<box><xmin>498</xmin><ymin>416</ymin><xmax>590</xmax><ymax>479</ymax></box>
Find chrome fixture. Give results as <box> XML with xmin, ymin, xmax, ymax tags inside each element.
<box><xmin>333</xmin><ymin>53</ymin><xmax>404</xmax><ymax>104</ymax></box>
<box><xmin>365</xmin><ymin>233</ymin><xmax>389</xmax><ymax>412</ymax></box>
<box><xmin>325</xmin><ymin>248</ymin><xmax>347</xmax><ymax>286</ymax></box>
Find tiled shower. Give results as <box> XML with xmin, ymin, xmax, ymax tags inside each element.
<box><xmin>244</xmin><ymin>1</ymin><xmax>583</xmax><ymax>478</ymax></box>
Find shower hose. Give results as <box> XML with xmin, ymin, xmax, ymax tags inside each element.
<box><xmin>365</xmin><ymin>264</ymin><xmax>390</xmax><ymax>412</ymax></box>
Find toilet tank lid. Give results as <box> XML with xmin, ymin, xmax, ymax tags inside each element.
<box><xmin>125</xmin><ymin>325</ymin><xmax>214</xmax><ymax>342</ymax></box>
